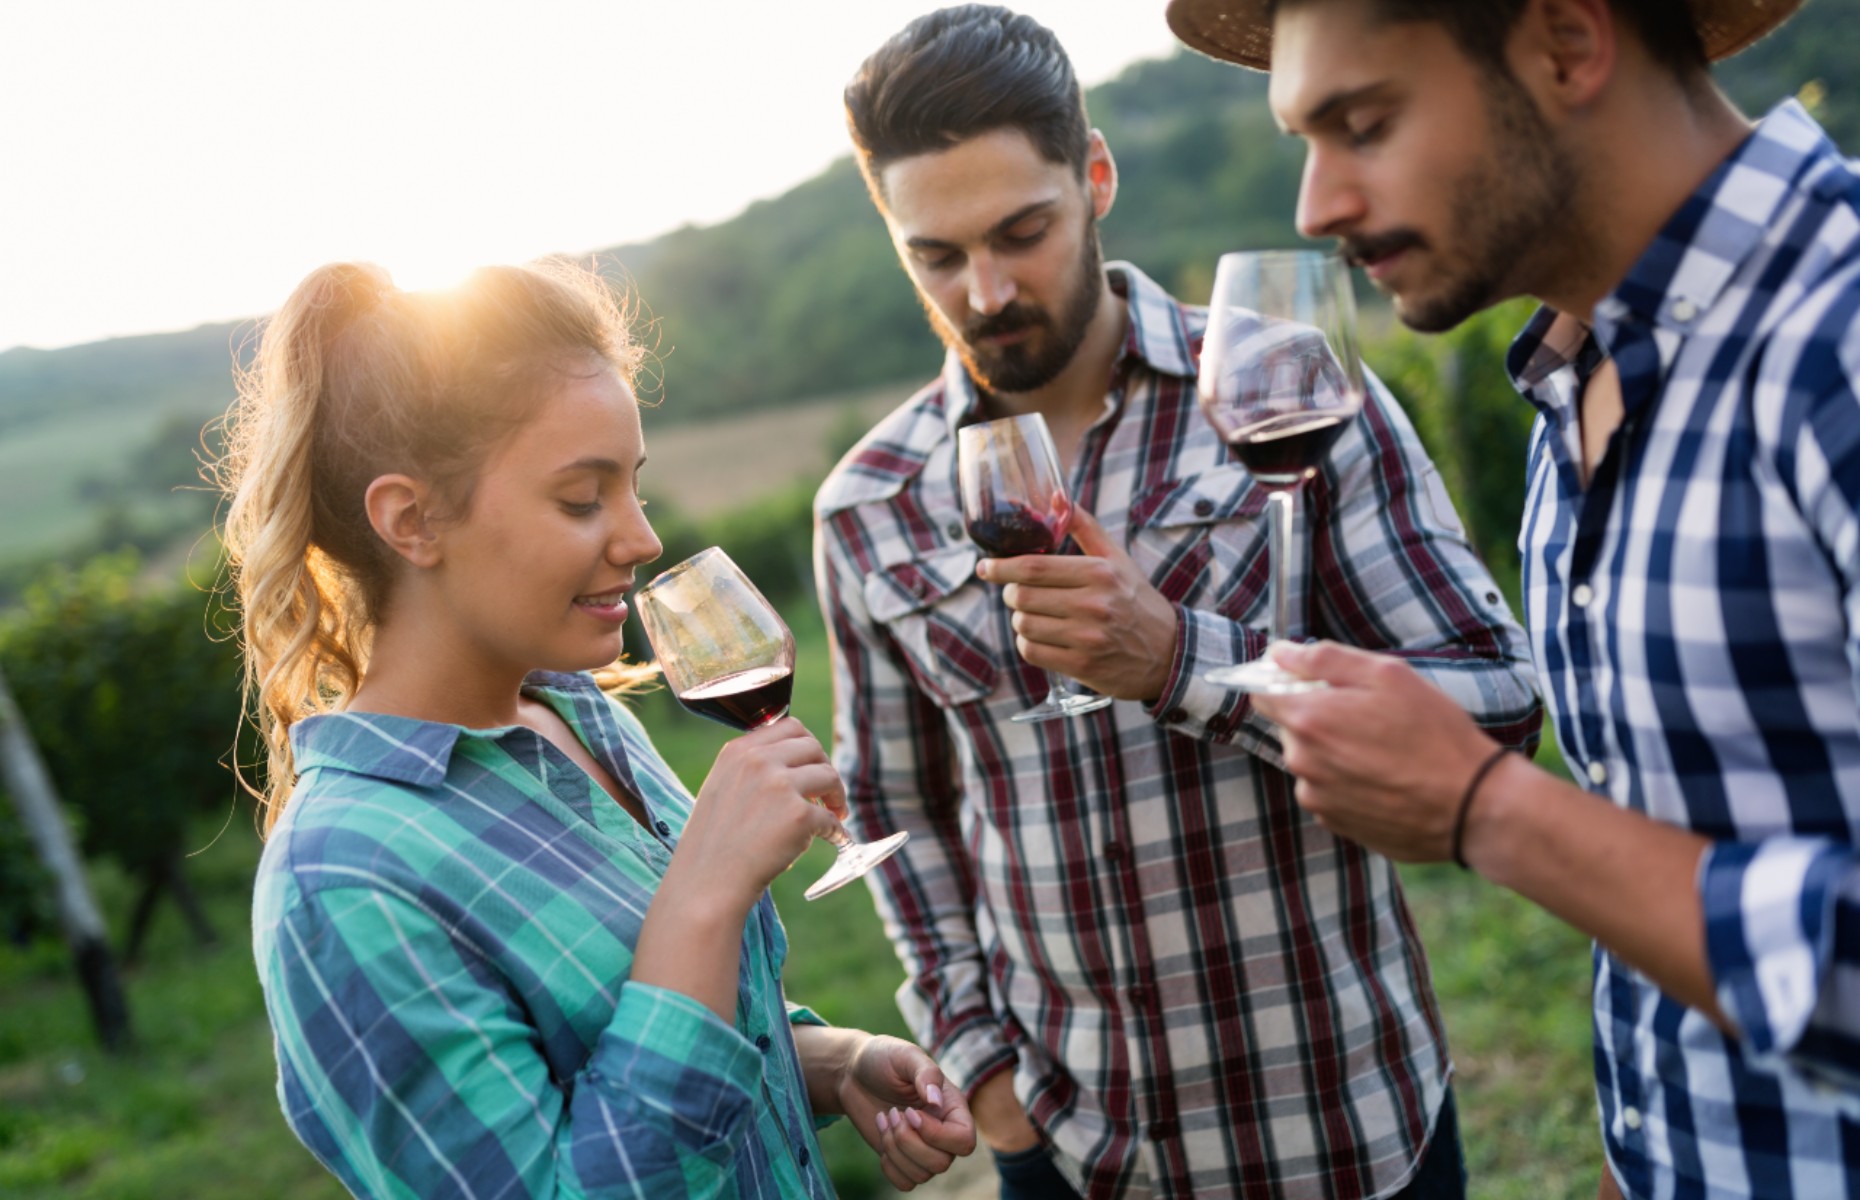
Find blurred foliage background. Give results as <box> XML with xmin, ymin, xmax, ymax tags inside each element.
<box><xmin>1</xmin><ymin>8</ymin><xmax>1854</xmax><ymax>1196</ymax></box>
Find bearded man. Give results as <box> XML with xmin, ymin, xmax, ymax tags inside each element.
<box><xmin>1166</xmin><ymin>0</ymin><xmax>1860</xmax><ymax>1195</ymax></box>
<box><xmin>813</xmin><ymin>6</ymin><xmax>1541</xmax><ymax>1197</ymax></box>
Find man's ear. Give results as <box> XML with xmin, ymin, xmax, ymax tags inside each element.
<box><xmin>1085</xmin><ymin>129</ymin><xmax>1118</xmax><ymax>220</ymax></box>
<box><xmin>364</xmin><ymin>474</ymin><xmax>443</xmax><ymax>569</ymax></box>
<box><xmin>1513</xmin><ymin>0</ymin><xmax>1617</xmax><ymax>114</ymax></box>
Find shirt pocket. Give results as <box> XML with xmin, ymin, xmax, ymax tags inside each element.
<box><xmin>1127</xmin><ymin>463</ymin><xmax>1270</xmax><ymax>618</ymax></box>
<box><xmin>863</xmin><ymin>543</ymin><xmax>1001</xmax><ymax>707</ymax></box>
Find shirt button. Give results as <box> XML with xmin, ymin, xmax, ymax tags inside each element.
<box><xmin>1148</xmin><ymin>1118</ymin><xmax>1177</xmax><ymax>1141</ymax></box>
<box><xmin>1623</xmin><ymin>1105</ymin><xmax>1643</xmax><ymax>1131</ymax></box>
<box><xmin>1128</xmin><ymin>984</ymin><xmax>1152</xmax><ymax>1009</ymax></box>
<box><xmin>1164</xmin><ymin>708</ymin><xmax>1188</xmax><ymax>724</ymax></box>
<box><xmin>1670</xmin><ymin>297</ymin><xmax>1698</xmax><ymax>324</ymax></box>
<box><xmin>947</xmin><ymin>521</ymin><xmax>964</xmax><ymax>539</ymax></box>
<box><xmin>1571</xmin><ymin>584</ymin><xmax>1594</xmax><ymax>608</ymax></box>
<box><xmin>755</xmin><ymin>1034</ymin><xmax>772</xmax><ymax>1052</ymax></box>
<box><xmin>655</xmin><ymin>819</ymin><xmax>672</xmax><ymax>837</ymax></box>
<box><xmin>1194</xmin><ymin>499</ymin><xmax>1215</xmax><ymax>517</ymax></box>
<box><xmin>798</xmin><ymin>1147</ymin><xmax>811</xmax><ymax>1168</ymax></box>
<box><xmin>1104</xmin><ymin>840</ymin><xmax>1129</xmax><ymax>863</ymax></box>
<box><xmin>1587</xmin><ymin>762</ymin><xmax>1609</xmax><ymax>786</ymax></box>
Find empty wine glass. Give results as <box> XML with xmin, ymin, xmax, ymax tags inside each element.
<box><xmin>1198</xmin><ymin>250</ymin><xmax>1366</xmax><ymax>693</ymax></box>
<box><xmin>957</xmin><ymin>413</ymin><xmax>1115</xmax><ymax>723</ymax></box>
<box><xmin>635</xmin><ymin>546</ymin><xmax>908</xmax><ymax>900</ymax></box>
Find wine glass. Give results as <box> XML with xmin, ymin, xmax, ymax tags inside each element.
<box><xmin>634</xmin><ymin>546</ymin><xmax>908</xmax><ymax>901</ymax></box>
<box><xmin>957</xmin><ymin>413</ymin><xmax>1115</xmax><ymax>723</ymax></box>
<box><xmin>1198</xmin><ymin>250</ymin><xmax>1366</xmax><ymax>693</ymax></box>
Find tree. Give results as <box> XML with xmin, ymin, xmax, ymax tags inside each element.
<box><xmin>0</xmin><ymin>554</ymin><xmax>252</xmax><ymax>962</ymax></box>
<box><xmin>0</xmin><ymin>664</ymin><xmax>132</xmax><ymax>1051</ymax></box>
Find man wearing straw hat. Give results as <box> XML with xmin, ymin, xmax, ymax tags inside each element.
<box><xmin>1165</xmin><ymin>0</ymin><xmax>1860</xmax><ymax>1195</ymax></box>
<box><xmin>817</xmin><ymin>6</ymin><xmax>1542</xmax><ymax>1197</ymax></box>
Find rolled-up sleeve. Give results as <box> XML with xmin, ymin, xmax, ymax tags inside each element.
<box><xmin>1703</xmin><ymin>837</ymin><xmax>1860</xmax><ymax>1100</ymax></box>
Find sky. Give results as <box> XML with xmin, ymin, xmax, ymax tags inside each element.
<box><xmin>0</xmin><ymin>1</ymin><xmax>1185</xmax><ymax>354</ymax></box>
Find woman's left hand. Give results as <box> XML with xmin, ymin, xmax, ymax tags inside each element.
<box><xmin>838</xmin><ymin>1035</ymin><xmax>976</xmax><ymax>1191</ymax></box>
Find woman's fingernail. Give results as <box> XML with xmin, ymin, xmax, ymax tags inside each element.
<box><xmin>926</xmin><ymin>1083</ymin><xmax>944</xmax><ymax>1108</ymax></box>
<box><xmin>876</xmin><ymin>1110</ymin><xmax>889</xmax><ymax>1132</ymax></box>
<box><xmin>906</xmin><ymin>1107</ymin><xmax>924</xmax><ymax>1129</ymax></box>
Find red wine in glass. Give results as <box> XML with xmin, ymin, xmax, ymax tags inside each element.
<box><xmin>1226</xmin><ymin>411</ymin><xmax>1349</xmax><ymax>489</ymax></box>
<box><xmin>676</xmin><ymin>665</ymin><xmax>796</xmax><ymax>731</ymax></box>
<box><xmin>635</xmin><ymin>547</ymin><xmax>908</xmax><ymax>899</ymax></box>
<box><xmin>965</xmin><ymin>499</ymin><xmax>1067</xmax><ymax>557</ymax></box>
<box><xmin>956</xmin><ymin>413</ymin><xmax>1112</xmax><ymax>723</ymax></box>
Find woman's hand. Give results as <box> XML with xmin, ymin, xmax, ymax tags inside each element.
<box><xmin>636</xmin><ymin>719</ymin><xmax>848</xmax><ymax>1019</ymax></box>
<box><xmin>838</xmin><ymin>1034</ymin><xmax>977</xmax><ymax>1191</ymax></box>
<box><xmin>679</xmin><ymin>717</ymin><xmax>850</xmax><ymax>909</ymax></box>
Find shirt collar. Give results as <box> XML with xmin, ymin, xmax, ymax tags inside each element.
<box><xmin>289</xmin><ymin>670</ymin><xmax>614</xmax><ymax>789</ymax></box>
<box><xmin>938</xmin><ymin>260</ymin><xmax>1199</xmax><ymax>441</ymax></box>
<box><xmin>1508</xmin><ymin>98</ymin><xmax>1835</xmax><ymax>391</ymax></box>
<box><xmin>1598</xmin><ymin>98</ymin><xmax>1831</xmax><ymax>333</ymax></box>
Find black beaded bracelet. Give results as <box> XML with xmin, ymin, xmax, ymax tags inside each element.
<box><xmin>1451</xmin><ymin>746</ymin><xmax>1515</xmax><ymax>870</ymax></box>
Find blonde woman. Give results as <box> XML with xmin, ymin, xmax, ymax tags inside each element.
<box><xmin>219</xmin><ymin>260</ymin><xmax>974</xmax><ymax>1198</ymax></box>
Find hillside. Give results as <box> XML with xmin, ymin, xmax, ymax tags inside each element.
<box><xmin>0</xmin><ymin>7</ymin><xmax>1851</xmax><ymax>569</ymax></box>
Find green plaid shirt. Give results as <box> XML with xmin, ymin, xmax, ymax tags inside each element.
<box><xmin>252</xmin><ymin>670</ymin><xmax>837</xmax><ymax>1198</ymax></box>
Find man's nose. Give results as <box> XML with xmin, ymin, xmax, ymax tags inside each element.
<box><xmin>967</xmin><ymin>254</ymin><xmax>1017</xmax><ymax>316</ymax></box>
<box><xmin>1295</xmin><ymin>146</ymin><xmax>1367</xmax><ymax>241</ymax></box>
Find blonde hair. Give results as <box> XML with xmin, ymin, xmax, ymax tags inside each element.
<box><xmin>214</xmin><ymin>259</ymin><xmax>654</xmax><ymax>832</ymax></box>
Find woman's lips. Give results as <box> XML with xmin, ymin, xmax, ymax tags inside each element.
<box><xmin>573</xmin><ymin>592</ymin><xmax>629</xmax><ymax>623</ymax></box>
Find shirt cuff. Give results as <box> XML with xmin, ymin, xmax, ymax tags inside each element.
<box><xmin>932</xmin><ymin>1011</ymin><xmax>1018</xmax><ymax>1099</ymax></box>
<box><xmin>1702</xmin><ymin>837</ymin><xmax>1850</xmax><ymax>1059</ymax></box>
<box><xmin>585</xmin><ymin>982</ymin><xmax>764</xmax><ymax>1164</ymax></box>
<box><xmin>1142</xmin><ymin>604</ymin><xmax>1272</xmax><ymax>747</ymax></box>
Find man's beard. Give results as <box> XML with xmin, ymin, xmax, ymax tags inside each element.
<box><xmin>925</xmin><ymin>222</ymin><xmax>1105</xmax><ymax>394</ymax></box>
<box><xmin>1344</xmin><ymin>74</ymin><xmax>1578</xmax><ymax>334</ymax></box>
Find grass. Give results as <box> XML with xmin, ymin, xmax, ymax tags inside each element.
<box><xmin>0</xmin><ymin>602</ymin><xmax>1601</xmax><ymax>1198</ymax></box>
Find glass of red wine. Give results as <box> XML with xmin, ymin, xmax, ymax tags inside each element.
<box><xmin>634</xmin><ymin>547</ymin><xmax>908</xmax><ymax>900</ymax></box>
<box><xmin>957</xmin><ymin>413</ymin><xmax>1115</xmax><ymax>723</ymax></box>
<box><xmin>1198</xmin><ymin>250</ymin><xmax>1366</xmax><ymax>694</ymax></box>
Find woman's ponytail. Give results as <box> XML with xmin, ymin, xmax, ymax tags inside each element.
<box><xmin>214</xmin><ymin>257</ymin><xmax>647</xmax><ymax>833</ymax></box>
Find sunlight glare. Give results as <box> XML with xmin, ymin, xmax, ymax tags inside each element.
<box><xmin>381</xmin><ymin>247</ymin><xmax>484</xmax><ymax>295</ymax></box>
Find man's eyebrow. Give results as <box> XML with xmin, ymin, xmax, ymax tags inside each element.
<box><xmin>904</xmin><ymin>199</ymin><xmax>1059</xmax><ymax>252</ymax></box>
<box><xmin>1292</xmin><ymin>81</ymin><xmax>1399</xmax><ymax>129</ymax></box>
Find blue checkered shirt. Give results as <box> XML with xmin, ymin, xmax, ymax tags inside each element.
<box><xmin>1513</xmin><ymin>100</ymin><xmax>1860</xmax><ymax>1199</ymax></box>
<box><xmin>251</xmin><ymin>672</ymin><xmax>837</xmax><ymax>1199</ymax></box>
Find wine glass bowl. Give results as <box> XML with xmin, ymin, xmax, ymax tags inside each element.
<box><xmin>635</xmin><ymin>547</ymin><xmax>795</xmax><ymax>727</ymax></box>
<box><xmin>635</xmin><ymin>547</ymin><xmax>907</xmax><ymax>899</ymax></box>
<box><xmin>1198</xmin><ymin>251</ymin><xmax>1366</xmax><ymax>694</ymax></box>
<box><xmin>956</xmin><ymin>414</ymin><xmax>1114</xmax><ymax>723</ymax></box>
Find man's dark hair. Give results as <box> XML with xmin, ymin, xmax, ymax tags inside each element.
<box><xmin>1272</xmin><ymin>0</ymin><xmax>1709</xmax><ymax>81</ymax></box>
<box><xmin>844</xmin><ymin>5</ymin><xmax>1090</xmax><ymax>197</ymax></box>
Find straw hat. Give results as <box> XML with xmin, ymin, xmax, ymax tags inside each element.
<box><xmin>1164</xmin><ymin>0</ymin><xmax>1807</xmax><ymax>71</ymax></box>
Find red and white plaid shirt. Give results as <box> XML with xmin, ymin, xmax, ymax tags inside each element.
<box><xmin>814</xmin><ymin>264</ymin><xmax>1542</xmax><ymax>1199</ymax></box>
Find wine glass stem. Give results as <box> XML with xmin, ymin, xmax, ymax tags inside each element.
<box><xmin>1267</xmin><ymin>488</ymin><xmax>1295</xmax><ymax>644</ymax></box>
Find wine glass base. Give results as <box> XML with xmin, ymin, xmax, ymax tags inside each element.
<box><xmin>1008</xmin><ymin>691</ymin><xmax>1116</xmax><ymax>724</ymax></box>
<box><xmin>804</xmin><ymin>830</ymin><xmax>911</xmax><ymax>901</ymax></box>
<box><xmin>1204</xmin><ymin>661</ymin><xmax>1329</xmax><ymax>695</ymax></box>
